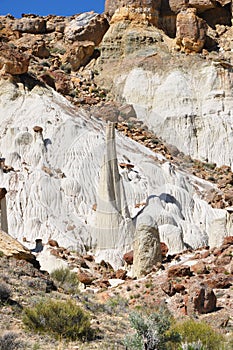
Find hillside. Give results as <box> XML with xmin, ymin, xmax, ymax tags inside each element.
<box><xmin>0</xmin><ymin>1</ymin><xmax>233</xmax><ymax>349</ymax></box>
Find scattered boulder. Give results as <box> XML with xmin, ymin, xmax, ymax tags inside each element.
<box><xmin>0</xmin><ymin>229</ymin><xmax>39</xmax><ymax>268</ymax></box>
<box><xmin>123</xmin><ymin>250</ymin><xmax>133</xmax><ymax>265</ymax></box>
<box><xmin>77</xmin><ymin>269</ymin><xmax>96</xmax><ymax>286</ymax></box>
<box><xmin>160</xmin><ymin>242</ymin><xmax>169</xmax><ymax>258</ymax></box>
<box><xmin>62</xmin><ymin>41</ymin><xmax>95</xmax><ymax>71</ymax></box>
<box><xmin>161</xmin><ymin>280</ymin><xmax>176</xmax><ymax>296</ymax></box>
<box><xmin>205</xmin><ymin>274</ymin><xmax>232</xmax><ymax>289</ymax></box>
<box><xmin>48</xmin><ymin>239</ymin><xmax>59</xmax><ymax>248</ymax></box>
<box><xmin>64</xmin><ymin>12</ymin><xmax>109</xmax><ymax>46</ymax></box>
<box><xmin>186</xmin><ymin>283</ymin><xmax>217</xmax><ymax>315</ymax></box>
<box><xmin>176</xmin><ymin>8</ymin><xmax>207</xmax><ymax>53</ymax></box>
<box><xmin>190</xmin><ymin>261</ymin><xmax>209</xmax><ymax>275</ymax></box>
<box><xmin>167</xmin><ymin>265</ymin><xmax>192</xmax><ymax>278</ymax></box>
<box><xmin>33</xmin><ymin>126</ymin><xmax>43</xmax><ymax>133</ymax></box>
<box><xmin>32</xmin><ymin>40</ymin><xmax>50</xmax><ymax>58</ymax></box>
<box><xmin>0</xmin><ymin>43</ymin><xmax>29</xmax><ymax>75</ymax></box>
<box><xmin>223</xmin><ymin>236</ymin><xmax>233</xmax><ymax>246</ymax></box>
<box><xmin>115</xmin><ymin>269</ymin><xmax>127</xmax><ymax>280</ymax></box>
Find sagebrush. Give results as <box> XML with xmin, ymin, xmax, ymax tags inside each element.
<box><xmin>23</xmin><ymin>298</ymin><xmax>93</xmax><ymax>341</ymax></box>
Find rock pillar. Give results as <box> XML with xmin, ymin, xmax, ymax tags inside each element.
<box><xmin>133</xmin><ymin>222</ymin><xmax>162</xmax><ymax>278</ymax></box>
<box><xmin>94</xmin><ymin>122</ymin><xmax>133</xmax><ymax>267</ymax></box>
<box><xmin>0</xmin><ymin>187</ymin><xmax>8</xmax><ymax>233</ymax></box>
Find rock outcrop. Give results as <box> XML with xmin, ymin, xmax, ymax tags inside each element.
<box><xmin>176</xmin><ymin>7</ymin><xmax>207</xmax><ymax>53</ymax></box>
<box><xmin>0</xmin><ymin>43</ymin><xmax>29</xmax><ymax>75</ymax></box>
<box><xmin>64</xmin><ymin>12</ymin><xmax>109</xmax><ymax>45</ymax></box>
<box><xmin>133</xmin><ymin>219</ymin><xmax>162</xmax><ymax>278</ymax></box>
<box><xmin>0</xmin><ymin>229</ymin><xmax>39</xmax><ymax>268</ymax></box>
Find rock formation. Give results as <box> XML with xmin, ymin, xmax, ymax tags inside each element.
<box><xmin>0</xmin><ymin>187</ymin><xmax>8</xmax><ymax>233</ymax></box>
<box><xmin>94</xmin><ymin>122</ymin><xmax>134</xmax><ymax>267</ymax></box>
<box><xmin>0</xmin><ymin>43</ymin><xmax>29</xmax><ymax>75</ymax></box>
<box><xmin>176</xmin><ymin>7</ymin><xmax>207</xmax><ymax>53</ymax></box>
<box><xmin>0</xmin><ymin>229</ymin><xmax>39</xmax><ymax>267</ymax></box>
<box><xmin>64</xmin><ymin>12</ymin><xmax>109</xmax><ymax>45</ymax></box>
<box><xmin>133</xmin><ymin>216</ymin><xmax>162</xmax><ymax>278</ymax></box>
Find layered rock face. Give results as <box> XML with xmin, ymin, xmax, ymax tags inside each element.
<box><xmin>106</xmin><ymin>0</ymin><xmax>161</xmax><ymax>25</ymax></box>
<box><xmin>96</xmin><ymin>0</ymin><xmax>233</xmax><ymax>169</ymax></box>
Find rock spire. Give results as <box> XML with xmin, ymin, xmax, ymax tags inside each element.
<box><xmin>94</xmin><ymin>122</ymin><xmax>133</xmax><ymax>266</ymax></box>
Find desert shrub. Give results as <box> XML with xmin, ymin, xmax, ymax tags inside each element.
<box><xmin>50</xmin><ymin>267</ymin><xmax>79</xmax><ymax>294</ymax></box>
<box><xmin>0</xmin><ymin>251</ymin><xmax>4</xmax><ymax>257</ymax></box>
<box><xmin>0</xmin><ymin>282</ymin><xmax>12</xmax><ymax>303</ymax></box>
<box><xmin>0</xmin><ymin>332</ymin><xmax>23</xmax><ymax>350</ymax></box>
<box><xmin>104</xmin><ymin>295</ymin><xmax>129</xmax><ymax>314</ymax></box>
<box><xmin>172</xmin><ymin>319</ymin><xmax>224</xmax><ymax>350</ymax></box>
<box><xmin>23</xmin><ymin>298</ymin><xmax>92</xmax><ymax>341</ymax></box>
<box><xmin>124</xmin><ymin>306</ymin><xmax>180</xmax><ymax>350</ymax></box>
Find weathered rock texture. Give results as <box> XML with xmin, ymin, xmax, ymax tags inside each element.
<box><xmin>176</xmin><ymin>8</ymin><xmax>207</xmax><ymax>52</ymax></box>
<box><xmin>133</xmin><ymin>221</ymin><xmax>162</xmax><ymax>278</ymax></box>
<box><xmin>62</xmin><ymin>41</ymin><xmax>95</xmax><ymax>71</ymax></box>
<box><xmin>64</xmin><ymin>12</ymin><xmax>109</xmax><ymax>45</ymax></box>
<box><xmin>94</xmin><ymin>122</ymin><xmax>133</xmax><ymax>267</ymax></box>
<box><xmin>11</xmin><ymin>17</ymin><xmax>47</xmax><ymax>34</ymax></box>
<box><xmin>106</xmin><ymin>0</ymin><xmax>161</xmax><ymax>26</ymax></box>
<box><xmin>0</xmin><ymin>229</ymin><xmax>39</xmax><ymax>267</ymax></box>
<box><xmin>0</xmin><ymin>43</ymin><xmax>29</xmax><ymax>75</ymax></box>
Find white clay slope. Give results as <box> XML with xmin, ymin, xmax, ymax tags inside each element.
<box><xmin>0</xmin><ymin>80</ymin><xmax>231</xmax><ymax>267</ymax></box>
<box><xmin>119</xmin><ymin>63</ymin><xmax>233</xmax><ymax>169</ymax></box>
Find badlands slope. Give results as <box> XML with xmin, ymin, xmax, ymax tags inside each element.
<box><xmin>0</xmin><ymin>78</ymin><xmax>231</xmax><ymax>267</ymax></box>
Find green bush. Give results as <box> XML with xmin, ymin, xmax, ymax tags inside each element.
<box><xmin>50</xmin><ymin>267</ymin><xmax>79</xmax><ymax>294</ymax></box>
<box><xmin>124</xmin><ymin>306</ymin><xmax>180</xmax><ymax>350</ymax></box>
<box><xmin>172</xmin><ymin>319</ymin><xmax>224</xmax><ymax>350</ymax></box>
<box><xmin>23</xmin><ymin>298</ymin><xmax>92</xmax><ymax>341</ymax></box>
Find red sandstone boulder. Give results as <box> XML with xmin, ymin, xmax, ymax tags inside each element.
<box><xmin>223</xmin><ymin>236</ymin><xmax>233</xmax><ymax>246</ymax></box>
<box><xmin>0</xmin><ymin>43</ymin><xmax>29</xmax><ymax>75</ymax></box>
<box><xmin>77</xmin><ymin>270</ymin><xmax>96</xmax><ymax>286</ymax></box>
<box><xmin>160</xmin><ymin>242</ymin><xmax>169</xmax><ymax>258</ymax></box>
<box><xmin>186</xmin><ymin>283</ymin><xmax>216</xmax><ymax>314</ymax></box>
<box><xmin>176</xmin><ymin>8</ymin><xmax>207</xmax><ymax>53</ymax></box>
<box><xmin>48</xmin><ymin>239</ymin><xmax>59</xmax><ymax>248</ymax></box>
<box><xmin>115</xmin><ymin>269</ymin><xmax>127</xmax><ymax>280</ymax></box>
<box><xmin>123</xmin><ymin>250</ymin><xmax>133</xmax><ymax>265</ymax></box>
<box><xmin>161</xmin><ymin>280</ymin><xmax>176</xmax><ymax>296</ymax></box>
<box><xmin>205</xmin><ymin>274</ymin><xmax>232</xmax><ymax>289</ymax></box>
<box><xmin>190</xmin><ymin>261</ymin><xmax>209</xmax><ymax>275</ymax></box>
<box><xmin>167</xmin><ymin>265</ymin><xmax>192</xmax><ymax>278</ymax></box>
